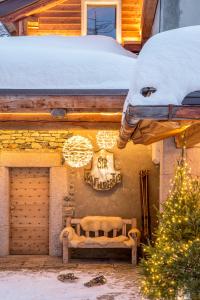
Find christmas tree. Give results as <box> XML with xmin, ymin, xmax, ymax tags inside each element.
<box><xmin>140</xmin><ymin>154</ymin><xmax>200</xmax><ymax>300</ymax></box>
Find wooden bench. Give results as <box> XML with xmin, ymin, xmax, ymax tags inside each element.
<box><xmin>61</xmin><ymin>217</ymin><xmax>139</xmax><ymax>266</ymax></box>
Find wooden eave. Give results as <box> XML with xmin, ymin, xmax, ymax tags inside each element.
<box><xmin>0</xmin><ymin>0</ymin><xmax>66</xmax><ymax>22</ymax></box>
<box><xmin>141</xmin><ymin>0</ymin><xmax>159</xmax><ymax>44</ymax></box>
<box><xmin>118</xmin><ymin>94</ymin><xmax>200</xmax><ymax>149</ymax></box>
<box><xmin>0</xmin><ymin>89</ymin><xmax>127</xmax><ymax>129</ymax></box>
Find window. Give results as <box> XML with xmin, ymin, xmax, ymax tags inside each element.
<box><xmin>87</xmin><ymin>6</ymin><xmax>116</xmax><ymax>39</ymax></box>
<box><xmin>82</xmin><ymin>0</ymin><xmax>121</xmax><ymax>43</ymax></box>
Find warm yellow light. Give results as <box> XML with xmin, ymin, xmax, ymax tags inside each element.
<box><xmin>63</xmin><ymin>135</ymin><xmax>93</xmax><ymax>168</ymax></box>
<box><xmin>96</xmin><ymin>130</ymin><xmax>118</xmax><ymax>149</ymax></box>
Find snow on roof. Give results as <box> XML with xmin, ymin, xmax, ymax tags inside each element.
<box><xmin>0</xmin><ymin>35</ymin><xmax>136</xmax><ymax>90</ymax></box>
<box><xmin>0</xmin><ymin>21</ymin><xmax>10</xmax><ymax>37</ymax></box>
<box><xmin>124</xmin><ymin>26</ymin><xmax>200</xmax><ymax>112</ymax></box>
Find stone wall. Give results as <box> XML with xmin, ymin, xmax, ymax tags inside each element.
<box><xmin>0</xmin><ymin>130</ymin><xmax>72</xmax><ymax>151</ymax></box>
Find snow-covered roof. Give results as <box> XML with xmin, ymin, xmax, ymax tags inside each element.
<box><xmin>0</xmin><ymin>21</ymin><xmax>10</xmax><ymax>37</ymax></box>
<box><xmin>0</xmin><ymin>35</ymin><xmax>136</xmax><ymax>90</ymax></box>
<box><xmin>124</xmin><ymin>26</ymin><xmax>200</xmax><ymax>111</ymax></box>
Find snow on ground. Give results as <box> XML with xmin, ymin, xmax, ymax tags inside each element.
<box><xmin>125</xmin><ymin>25</ymin><xmax>200</xmax><ymax>112</ymax></box>
<box><xmin>0</xmin><ymin>268</ymin><xmax>146</xmax><ymax>300</ymax></box>
<box><xmin>0</xmin><ymin>35</ymin><xmax>136</xmax><ymax>89</ymax></box>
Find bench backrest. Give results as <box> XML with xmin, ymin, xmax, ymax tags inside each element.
<box><xmin>66</xmin><ymin>217</ymin><xmax>137</xmax><ymax>238</ymax></box>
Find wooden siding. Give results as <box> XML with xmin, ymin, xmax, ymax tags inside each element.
<box><xmin>27</xmin><ymin>0</ymin><xmax>81</xmax><ymax>36</ymax></box>
<box><xmin>122</xmin><ymin>0</ymin><xmax>142</xmax><ymax>43</ymax></box>
<box><xmin>26</xmin><ymin>0</ymin><xmax>143</xmax><ymax>43</ymax></box>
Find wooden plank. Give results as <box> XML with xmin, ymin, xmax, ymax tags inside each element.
<box><xmin>77</xmin><ymin>224</ymin><xmax>81</xmax><ymax>236</ymax></box>
<box><xmin>0</xmin><ymin>112</ymin><xmax>122</xmax><ymax>123</ymax></box>
<box><xmin>127</xmin><ymin>105</ymin><xmax>200</xmax><ymax>120</ymax></box>
<box><xmin>39</xmin><ymin>17</ymin><xmax>81</xmax><ymax>24</ymax></box>
<box><xmin>0</xmin><ymin>94</ymin><xmax>126</xmax><ymax>112</ymax></box>
<box><xmin>0</xmin><ymin>121</ymin><xmax>120</xmax><ymax>130</ymax></box>
<box><xmin>175</xmin><ymin>123</ymin><xmax>200</xmax><ymax>148</ymax></box>
<box><xmin>113</xmin><ymin>229</ymin><xmax>117</xmax><ymax>237</ymax></box>
<box><xmin>123</xmin><ymin>42</ymin><xmax>142</xmax><ymax>53</ymax></box>
<box><xmin>39</xmin><ymin>11</ymin><xmax>81</xmax><ymax>17</ymax></box>
<box><xmin>122</xmin><ymin>224</ymin><xmax>126</xmax><ymax>236</ymax></box>
<box><xmin>141</xmin><ymin>0</ymin><xmax>158</xmax><ymax>44</ymax></box>
<box><xmin>39</xmin><ymin>24</ymin><xmax>81</xmax><ymax>30</ymax></box>
<box><xmin>68</xmin><ymin>242</ymin><xmax>131</xmax><ymax>248</ymax></box>
<box><xmin>28</xmin><ymin>29</ymin><xmax>81</xmax><ymax>35</ymax></box>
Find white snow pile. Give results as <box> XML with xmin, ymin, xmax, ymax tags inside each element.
<box><xmin>125</xmin><ymin>25</ymin><xmax>200</xmax><ymax>111</ymax></box>
<box><xmin>0</xmin><ymin>35</ymin><xmax>136</xmax><ymax>89</ymax></box>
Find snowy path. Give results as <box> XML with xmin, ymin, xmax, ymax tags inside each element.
<box><xmin>0</xmin><ymin>267</ymin><xmax>146</xmax><ymax>300</ymax></box>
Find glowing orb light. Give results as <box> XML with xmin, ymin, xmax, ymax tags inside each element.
<box><xmin>96</xmin><ymin>131</ymin><xmax>118</xmax><ymax>150</ymax></box>
<box><xmin>63</xmin><ymin>135</ymin><xmax>93</xmax><ymax>168</ymax></box>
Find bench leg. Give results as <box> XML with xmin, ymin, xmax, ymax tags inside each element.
<box><xmin>63</xmin><ymin>247</ymin><xmax>69</xmax><ymax>264</ymax></box>
<box><xmin>63</xmin><ymin>238</ymin><xmax>70</xmax><ymax>264</ymax></box>
<box><xmin>131</xmin><ymin>247</ymin><xmax>137</xmax><ymax>266</ymax></box>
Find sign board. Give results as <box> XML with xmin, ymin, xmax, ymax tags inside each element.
<box><xmin>84</xmin><ymin>149</ymin><xmax>122</xmax><ymax>191</ymax></box>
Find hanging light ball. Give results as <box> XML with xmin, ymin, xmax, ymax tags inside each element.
<box><xmin>63</xmin><ymin>135</ymin><xmax>93</xmax><ymax>168</ymax></box>
<box><xmin>96</xmin><ymin>130</ymin><xmax>118</xmax><ymax>150</ymax></box>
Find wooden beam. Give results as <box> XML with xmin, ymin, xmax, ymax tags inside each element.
<box><xmin>118</xmin><ymin>104</ymin><xmax>200</xmax><ymax>148</ymax></box>
<box><xmin>127</xmin><ymin>105</ymin><xmax>200</xmax><ymax>120</ymax></box>
<box><xmin>175</xmin><ymin>123</ymin><xmax>200</xmax><ymax>148</ymax></box>
<box><xmin>0</xmin><ymin>94</ymin><xmax>125</xmax><ymax>113</ymax></box>
<box><xmin>141</xmin><ymin>0</ymin><xmax>158</xmax><ymax>44</ymax></box>
<box><xmin>0</xmin><ymin>0</ymin><xmax>67</xmax><ymax>22</ymax></box>
<box><xmin>117</xmin><ymin>115</ymin><xmax>138</xmax><ymax>149</ymax></box>
<box><xmin>0</xmin><ymin>112</ymin><xmax>122</xmax><ymax>122</ymax></box>
<box><xmin>0</xmin><ymin>121</ymin><xmax>120</xmax><ymax>130</ymax></box>
<box><xmin>123</xmin><ymin>42</ymin><xmax>142</xmax><ymax>53</ymax></box>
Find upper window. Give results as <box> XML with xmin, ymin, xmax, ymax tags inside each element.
<box><xmin>82</xmin><ymin>0</ymin><xmax>121</xmax><ymax>43</ymax></box>
<box><xmin>87</xmin><ymin>6</ymin><xmax>116</xmax><ymax>39</ymax></box>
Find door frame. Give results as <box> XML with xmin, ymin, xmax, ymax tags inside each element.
<box><xmin>0</xmin><ymin>151</ymin><xmax>67</xmax><ymax>256</ymax></box>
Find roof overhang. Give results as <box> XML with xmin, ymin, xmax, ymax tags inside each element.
<box><xmin>118</xmin><ymin>105</ymin><xmax>200</xmax><ymax>148</ymax></box>
<box><xmin>0</xmin><ymin>89</ymin><xmax>127</xmax><ymax>130</ymax></box>
<box><xmin>0</xmin><ymin>0</ymin><xmax>66</xmax><ymax>22</ymax></box>
<box><xmin>118</xmin><ymin>92</ymin><xmax>200</xmax><ymax>148</ymax></box>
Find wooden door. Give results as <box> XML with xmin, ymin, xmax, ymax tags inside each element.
<box><xmin>10</xmin><ymin>168</ymin><xmax>49</xmax><ymax>255</ymax></box>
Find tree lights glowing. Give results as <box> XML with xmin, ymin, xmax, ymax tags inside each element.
<box><xmin>140</xmin><ymin>156</ymin><xmax>200</xmax><ymax>300</ymax></box>
<box><xmin>63</xmin><ymin>135</ymin><xmax>93</xmax><ymax>168</ymax></box>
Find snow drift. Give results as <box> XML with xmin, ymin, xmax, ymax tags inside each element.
<box><xmin>0</xmin><ymin>35</ymin><xmax>136</xmax><ymax>89</ymax></box>
<box><xmin>125</xmin><ymin>26</ymin><xmax>200</xmax><ymax>111</ymax></box>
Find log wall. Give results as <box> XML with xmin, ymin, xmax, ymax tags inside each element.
<box><xmin>26</xmin><ymin>0</ymin><xmax>143</xmax><ymax>43</ymax></box>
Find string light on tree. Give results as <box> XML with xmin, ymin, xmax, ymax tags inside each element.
<box><xmin>63</xmin><ymin>135</ymin><xmax>93</xmax><ymax>168</ymax></box>
<box><xmin>96</xmin><ymin>131</ymin><xmax>118</xmax><ymax>150</ymax></box>
<box><xmin>140</xmin><ymin>155</ymin><xmax>200</xmax><ymax>300</ymax></box>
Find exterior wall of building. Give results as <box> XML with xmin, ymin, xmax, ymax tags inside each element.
<box><xmin>160</xmin><ymin>137</ymin><xmax>200</xmax><ymax>209</ymax></box>
<box><xmin>0</xmin><ymin>129</ymin><xmax>159</xmax><ymax>257</ymax></box>
<box><xmin>152</xmin><ymin>0</ymin><xmax>200</xmax><ymax>34</ymax></box>
<box><xmin>25</xmin><ymin>0</ymin><xmax>142</xmax><ymax>43</ymax></box>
